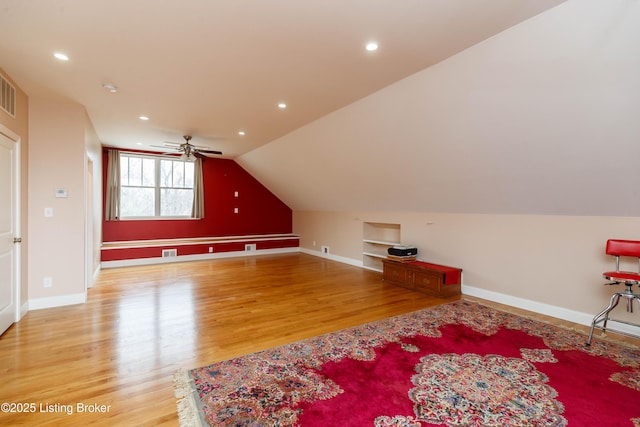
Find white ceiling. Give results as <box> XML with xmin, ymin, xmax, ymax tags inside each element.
<box><xmin>237</xmin><ymin>0</ymin><xmax>640</xmax><ymax>215</ymax></box>
<box><xmin>0</xmin><ymin>0</ymin><xmax>564</xmax><ymax>157</ymax></box>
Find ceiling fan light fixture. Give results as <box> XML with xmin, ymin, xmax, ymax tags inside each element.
<box><xmin>152</xmin><ymin>134</ymin><xmax>222</xmax><ymax>158</ymax></box>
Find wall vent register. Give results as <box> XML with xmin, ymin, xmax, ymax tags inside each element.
<box><xmin>0</xmin><ymin>73</ymin><xmax>16</xmax><ymax>117</ymax></box>
<box><xmin>162</xmin><ymin>249</ymin><xmax>178</xmax><ymax>257</ymax></box>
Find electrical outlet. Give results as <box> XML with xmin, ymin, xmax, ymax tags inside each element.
<box><xmin>43</xmin><ymin>277</ymin><xmax>53</xmax><ymax>288</ymax></box>
<box><xmin>321</xmin><ymin>246</ymin><xmax>329</xmax><ymax>254</ymax></box>
<box><xmin>208</xmin><ymin>247</ymin><xmax>213</xmax><ymax>253</ymax></box>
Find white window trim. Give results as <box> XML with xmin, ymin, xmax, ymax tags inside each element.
<box><xmin>119</xmin><ymin>152</ymin><xmax>195</xmax><ymax>219</ymax></box>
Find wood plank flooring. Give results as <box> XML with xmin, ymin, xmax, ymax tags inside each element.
<box><xmin>2</xmin><ymin>253</ymin><xmax>637</xmax><ymax>426</ymax></box>
<box><xmin>0</xmin><ymin>253</ymin><xmax>459</xmax><ymax>426</ymax></box>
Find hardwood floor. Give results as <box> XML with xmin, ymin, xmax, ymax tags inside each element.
<box><xmin>3</xmin><ymin>253</ymin><xmax>637</xmax><ymax>426</ymax></box>
<box><xmin>0</xmin><ymin>253</ymin><xmax>460</xmax><ymax>426</ymax></box>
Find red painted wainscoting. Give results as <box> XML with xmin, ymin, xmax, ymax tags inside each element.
<box><xmin>101</xmin><ymin>237</ymin><xmax>300</xmax><ymax>262</ymax></box>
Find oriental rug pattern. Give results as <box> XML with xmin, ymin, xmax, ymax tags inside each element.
<box><xmin>174</xmin><ymin>300</ymin><xmax>640</xmax><ymax>426</ymax></box>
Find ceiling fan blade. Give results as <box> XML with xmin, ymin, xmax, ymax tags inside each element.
<box><xmin>196</xmin><ymin>149</ymin><xmax>223</xmax><ymax>155</ymax></box>
<box><xmin>150</xmin><ymin>145</ymin><xmax>191</xmax><ymax>157</ymax></box>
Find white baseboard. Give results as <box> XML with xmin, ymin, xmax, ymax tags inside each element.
<box><xmin>299</xmin><ymin>247</ymin><xmax>363</xmax><ymax>267</ymax></box>
<box><xmin>462</xmin><ymin>284</ymin><xmax>640</xmax><ymax>337</ymax></box>
<box><xmin>101</xmin><ymin>247</ymin><xmax>300</xmax><ymax>269</ymax></box>
<box><xmin>29</xmin><ymin>292</ymin><xmax>87</xmax><ymax>311</ymax></box>
<box><xmin>19</xmin><ymin>301</ymin><xmax>28</xmax><ymax>320</ymax></box>
<box><xmin>87</xmin><ymin>265</ymin><xmax>101</xmax><ymax>289</ymax></box>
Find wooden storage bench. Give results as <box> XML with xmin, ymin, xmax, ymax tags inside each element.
<box><xmin>381</xmin><ymin>258</ymin><xmax>462</xmax><ymax>298</ymax></box>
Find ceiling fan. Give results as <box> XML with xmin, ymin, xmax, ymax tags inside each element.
<box><xmin>154</xmin><ymin>135</ymin><xmax>222</xmax><ymax>159</ymax></box>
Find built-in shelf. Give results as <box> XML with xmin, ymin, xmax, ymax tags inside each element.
<box><xmin>362</xmin><ymin>222</ymin><xmax>401</xmax><ymax>272</ymax></box>
<box><xmin>362</xmin><ymin>251</ymin><xmax>388</xmax><ymax>259</ymax></box>
<box><xmin>363</xmin><ymin>239</ymin><xmax>399</xmax><ymax>245</ymax></box>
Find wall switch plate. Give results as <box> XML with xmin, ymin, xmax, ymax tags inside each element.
<box><xmin>44</xmin><ymin>207</ymin><xmax>53</xmax><ymax>217</ymax></box>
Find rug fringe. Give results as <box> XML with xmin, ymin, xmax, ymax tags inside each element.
<box><xmin>173</xmin><ymin>368</ymin><xmax>205</xmax><ymax>427</ymax></box>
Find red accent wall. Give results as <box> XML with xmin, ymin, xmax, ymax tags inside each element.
<box><xmin>102</xmin><ymin>150</ymin><xmax>292</xmax><ymax>242</ymax></box>
<box><xmin>101</xmin><ymin>239</ymin><xmax>300</xmax><ymax>262</ymax></box>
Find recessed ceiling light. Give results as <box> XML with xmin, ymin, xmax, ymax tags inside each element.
<box><xmin>138</xmin><ymin>116</ymin><xmax>149</xmax><ymax>121</ymax></box>
<box><xmin>136</xmin><ymin>142</ymin><xmax>143</xmax><ymax>146</ymax></box>
<box><xmin>365</xmin><ymin>42</ymin><xmax>379</xmax><ymax>52</ymax></box>
<box><xmin>238</xmin><ymin>131</ymin><xmax>245</xmax><ymax>136</ymax></box>
<box><xmin>278</xmin><ymin>103</ymin><xmax>287</xmax><ymax>109</ymax></box>
<box><xmin>102</xmin><ymin>83</ymin><xmax>117</xmax><ymax>93</ymax></box>
<box><xmin>53</xmin><ymin>52</ymin><xmax>69</xmax><ymax>61</ymax></box>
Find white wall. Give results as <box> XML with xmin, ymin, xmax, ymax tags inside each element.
<box><xmin>295</xmin><ymin>210</ymin><xmax>640</xmax><ymax>327</ymax></box>
<box><xmin>239</xmin><ymin>0</ymin><xmax>640</xmax><ymax>216</ymax></box>
<box><xmin>28</xmin><ymin>97</ymin><xmax>88</xmax><ymax>307</ymax></box>
<box><xmin>84</xmin><ymin>110</ymin><xmax>102</xmax><ymax>287</ymax></box>
<box><xmin>238</xmin><ymin>1</ymin><xmax>640</xmax><ymax>330</ymax></box>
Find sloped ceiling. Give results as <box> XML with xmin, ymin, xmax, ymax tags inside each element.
<box><xmin>0</xmin><ymin>0</ymin><xmax>563</xmax><ymax>156</ymax></box>
<box><xmin>238</xmin><ymin>0</ymin><xmax>640</xmax><ymax>216</ymax></box>
<box><xmin>5</xmin><ymin>1</ymin><xmax>637</xmax><ymax>217</ymax></box>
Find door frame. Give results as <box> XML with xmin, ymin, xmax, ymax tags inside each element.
<box><xmin>0</xmin><ymin>123</ymin><xmax>21</xmax><ymax>324</ymax></box>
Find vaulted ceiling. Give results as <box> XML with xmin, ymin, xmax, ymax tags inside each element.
<box><xmin>236</xmin><ymin>1</ymin><xmax>640</xmax><ymax>215</ymax></box>
<box><xmin>4</xmin><ymin>1</ymin><xmax>638</xmax><ymax>217</ymax></box>
<box><xmin>0</xmin><ymin>0</ymin><xmax>563</xmax><ymax>157</ymax></box>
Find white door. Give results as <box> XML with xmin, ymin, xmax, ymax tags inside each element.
<box><xmin>0</xmin><ymin>131</ymin><xmax>18</xmax><ymax>336</ymax></box>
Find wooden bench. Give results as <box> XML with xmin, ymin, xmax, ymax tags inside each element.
<box><xmin>382</xmin><ymin>258</ymin><xmax>462</xmax><ymax>298</ymax></box>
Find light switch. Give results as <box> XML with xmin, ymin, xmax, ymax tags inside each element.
<box><xmin>44</xmin><ymin>207</ymin><xmax>53</xmax><ymax>217</ymax></box>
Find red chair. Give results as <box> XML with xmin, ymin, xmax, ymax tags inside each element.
<box><xmin>587</xmin><ymin>239</ymin><xmax>640</xmax><ymax>345</ymax></box>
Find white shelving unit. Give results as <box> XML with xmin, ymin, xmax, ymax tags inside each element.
<box><xmin>362</xmin><ymin>222</ymin><xmax>401</xmax><ymax>272</ymax></box>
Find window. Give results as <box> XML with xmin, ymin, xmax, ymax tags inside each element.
<box><xmin>120</xmin><ymin>153</ymin><xmax>195</xmax><ymax>218</ymax></box>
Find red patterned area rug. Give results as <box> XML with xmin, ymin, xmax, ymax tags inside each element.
<box><xmin>174</xmin><ymin>300</ymin><xmax>640</xmax><ymax>426</ymax></box>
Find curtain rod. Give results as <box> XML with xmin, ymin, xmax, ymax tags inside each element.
<box><xmin>105</xmin><ymin>147</ymin><xmax>181</xmax><ymax>159</ymax></box>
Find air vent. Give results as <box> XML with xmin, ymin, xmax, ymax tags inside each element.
<box><xmin>0</xmin><ymin>74</ymin><xmax>16</xmax><ymax>117</ymax></box>
<box><xmin>162</xmin><ymin>249</ymin><xmax>177</xmax><ymax>258</ymax></box>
